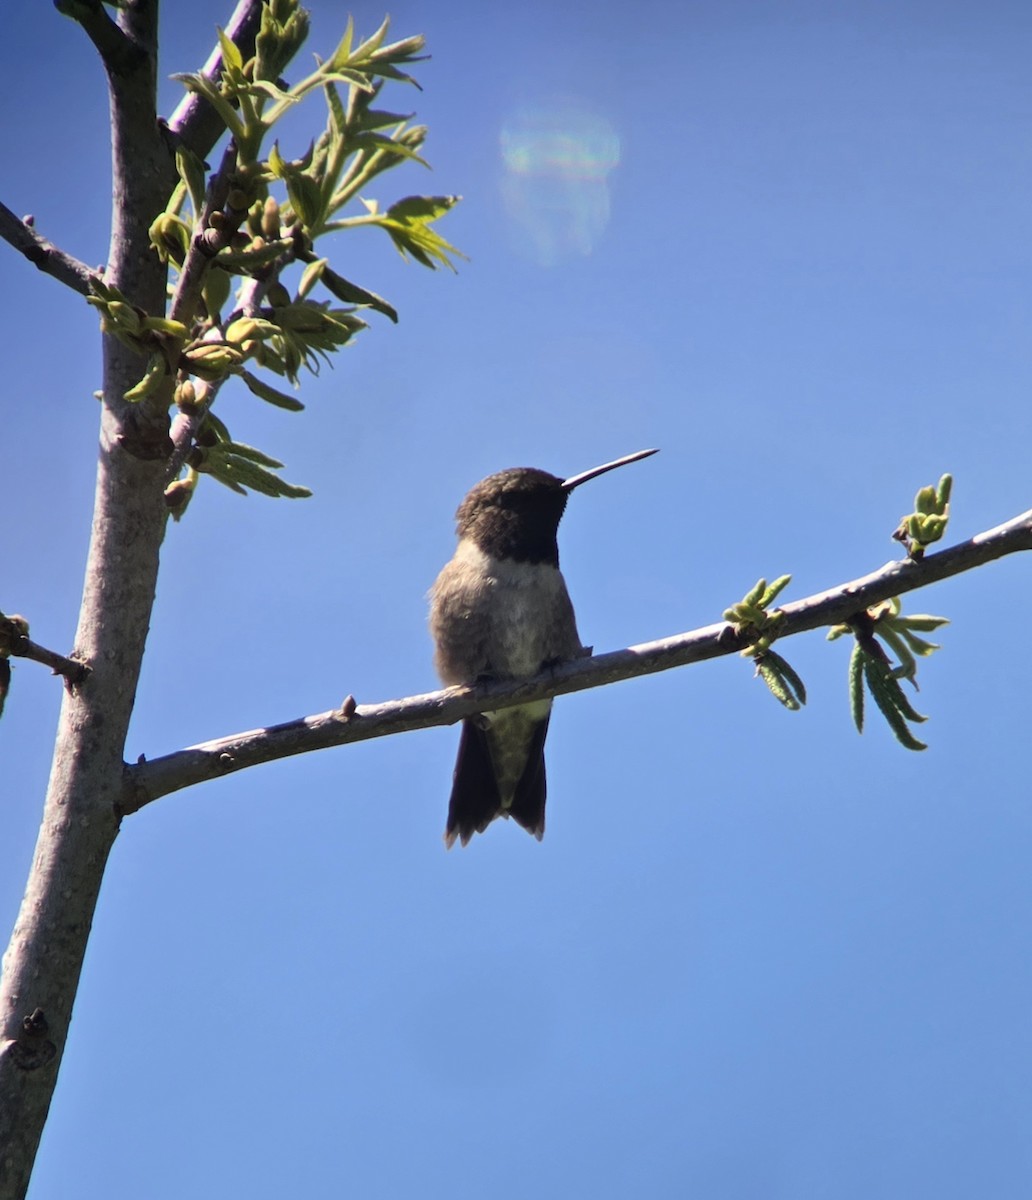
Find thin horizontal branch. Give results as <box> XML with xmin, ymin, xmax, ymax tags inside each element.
<box><xmin>0</xmin><ymin>202</ymin><xmax>97</xmax><ymax>297</ymax></box>
<box><xmin>7</xmin><ymin>639</ymin><xmax>90</xmax><ymax>687</ymax></box>
<box><xmin>125</xmin><ymin>507</ymin><xmax>1032</xmax><ymax>814</ymax></box>
<box><xmin>0</xmin><ymin>613</ymin><xmax>89</xmax><ymax>685</ymax></box>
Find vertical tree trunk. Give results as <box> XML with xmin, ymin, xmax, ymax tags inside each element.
<box><xmin>0</xmin><ymin>4</ymin><xmax>170</xmax><ymax>1194</ymax></box>
<box><xmin>0</xmin><ymin>419</ymin><xmax>167</xmax><ymax>1197</ymax></box>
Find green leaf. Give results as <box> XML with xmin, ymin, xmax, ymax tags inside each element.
<box><xmin>771</xmin><ymin>651</ymin><xmax>806</xmax><ymax>707</ymax></box>
<box><xmin>357</xmin><ymin>108</ymin><xmax>417</xmax><ymax>132</ymax></box>
<box><xmin>741</xmin><ymin>578</ymin><xmax>767</xmax><ymax>608</ymax></box>
<box><xmin>226</xmin><ymin>459</ymin><xmax>311</xmax><ymax>498</ymax></box>
<box><xmin>849</xmin><ymin>642</ymin><xmax>865</xmax><ymax>733</ymax></box>
<box><xmin>174</xmin><ymin>144</ymin><xmax>208</xmax><ymax>217</ymax></box>
<box><xmin>324</xmin><ymin>78</ymin><xmax>348</xmax><ymax>135</ymax></box>
<box><xmin>897</xmin><ymin>628</ymin><xmax>942</xmax><ymax>657</ymax></box>
<box><xmin>318</xmin><ymin>266</ymin><xmax>398</xmax><ymax>322</ymax></box>
<box><xmin>205</xmin><ymin>469</ymin><xmax>248</xmax><ymax>495</ymax></box>
<box><xmin>365</xmin><ymin>61</ymin><xmax>422</xmax><ymax>89</ymax></box>
<box><xmin>201</xmin><ymin>445</ymin><xmax>312</xmax><ymax>499</ymax></box>
<box><xmin>356</xmin><ymin>15</ymin><xmax>390</xmax><ymax>58</ymax></box>
<box><xmin>170</xmin><ymin>72</ymin><xmax>245</xmax><ymax>141</ymax></box>
<box><xmin>386</xmin><ymin>194</ymin><xmax>460</xmax><ymax>223</ymax></box>
<box><xmin>268</xmin><ymin>141</ymin><xmax>287</xmax><ymax>177</ymax></box>
<box><xmin>898</xmin><ymin>614</ymin><xmax>950</xmax><ymax>633</ymax></box>
<box><xmin>756</xmin><ymin>651</ymin><xmax>806</xmax><ymax>711</ymax></box>
<box><xmin>238</xmin><ymin>369</ymin><xmax>305</xmax><ymax>411</ymax></box>
<box><xmin>201</xmin><ymin>266</ymin><xmax>232</xmax><ymax>320</ymax></box>
<box><xmin>297</xmin><ymin>257</ymin><xmax>328</xmax><ymax>299</ymax></box>
<box><xmin>882</xmin><ymin>671</ymin><xmax>927</xmax><ymax>724</ymax></box>
<box><xmin>379</xmin><ymin>194</ymin><xmax>466</xmax><ymax>271</ymax></box>
<box><xmin>863</xmin><ymin>659</ymin><xmax>927</xmax><ymax>750</ymax></box>
<box><xmin>216</xmin><ymin>26</ymin><xmax>244</xmax><ymax>73</ymax></box>
<box><xmin>201</xmin><ymin>410</ymin><xmax>232</xmax><ymax>444</ymax></box>
<box><xmin>875</xmin><ymin>624</ymin><xmax>917</xmax><ymax>682</ymax></box>
<box><xmin>759</xmin><ymin>574</ymin><xmax>792</xmax><ymax>607</ymax></box>
<box><xmin>327</xmin><ymin>14</ymin><xmax>355</xmax><ymax>70</ymax></box>
<box><xmin>348</xmin><ymin>131</ymin><xmax>430</xmax><ymax>168</ymax></box>
<box><xmin>284</xmin><ymin>172</ymin><xmax>324</xmax><ymax>228</ymax></box>
<box><xmin>245</xmin><ymin>78</ymin><xmax>295</xmax><ymax>105</ymax></box>
<box><xmin>372</xmin><ymin>34</ymin><xmax>427</xmax><ymax>66</ymax></box>
<box><xmin>217</xmin><ymin>441</ymin><xmax>284</xmax><ymax>469</ymax></box>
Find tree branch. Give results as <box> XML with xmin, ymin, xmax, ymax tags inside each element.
<box><xmin>0</xmin><ymin>9</ymin><xmax>342</xmax><ymax>1196</ymax></box>
<box><xmin>0</xmin><ymin>3</ymin><xmax>168</xmax><ymax>1192</ymax></box>
<box><xmin>0</xmin><ymin>619</ymin><xmax>89</xmax><ymax>687</ymax></box>
<box><xmin>166</xmin><ymin>0</ymin><xmax>266</xmax><ymax>158</ymax></box>
<box><xmin>125</xmin><ymin>506</ymin><xmax>1032</xmax><ymax>814</ymax></box>
<box><xmin>167</xmin><ymin>143</ymin><xmax>241</xmax><ymax>327</ymax></box>
<box><xmin>165</xmin><ymin>271</ymin><xmax>283</xmax><ymax>488</ymax></box>
<box><xmin>0</xmin><ymin>203</ymin><xmax>98</xmax><ymax>297</ymax></box>
<box><xmin>6</xmin><ymin>2</ymin><xmax>266</xmax><ymax>308</ymax></box>
<box><xmin>54</xmin><ymin>0</ymin><xmax>142</xmax><ymax>75</ymax></box>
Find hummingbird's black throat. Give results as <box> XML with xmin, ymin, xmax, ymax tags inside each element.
<box><xmin>455</xmin><ymin>467</ymin><xmax>568</xmax><ymax>566</ymax></box>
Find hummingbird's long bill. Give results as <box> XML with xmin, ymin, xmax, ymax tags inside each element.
<box><xmin>561</xmin><ymin>448</ymin><xmax>659</xmax><ymax>491</ymax></box>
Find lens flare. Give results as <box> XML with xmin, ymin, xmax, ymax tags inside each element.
<box><xmin>500</xmin><ymin>100</ymin><xmax>621</xmax><ymax>267</ymax></box>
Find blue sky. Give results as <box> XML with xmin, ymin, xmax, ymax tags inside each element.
<box><xmin>3</xmin><ymin>1</ymin><xmax>1032</xmax><ymax>1196</ymax></box>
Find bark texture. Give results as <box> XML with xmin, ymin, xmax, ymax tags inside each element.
<box><xmin>0</xmin><ymin>3</ymin><xmax>266</xmax><ymax>1193</ymax></box>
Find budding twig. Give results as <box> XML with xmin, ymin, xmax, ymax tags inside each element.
<box><xmin>124</xmin><ymin>506</ymin><xmax>1032</xmax><ymax>813</ymax></box>
<box><xmin>0</xmin><ymin>614</ymin><xmax>89</xmax><ymax>688</ymax></box>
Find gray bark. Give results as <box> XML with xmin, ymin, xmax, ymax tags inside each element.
<box><xmin>0</xmin><ymin>4</ymin><xmax>267</xmax><ymax>1194</ymax></box>
<box><xmin>126</xmin><ymin>507</ymin><xmax>1032</xmax><ymax>810</ymax></box>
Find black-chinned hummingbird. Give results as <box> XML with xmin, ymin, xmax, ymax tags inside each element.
<box><xmin>429</xmin><ymin>448</ymin><xmax>658</xmax><ymax>848</ymax></box>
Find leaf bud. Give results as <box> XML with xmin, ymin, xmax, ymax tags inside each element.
<box><xmin>226</xmin><ymin>187</ymin><xmax>250</xmax><ymax>213</ymax></box>
<box><xmin>176</xmin><ymin>379</ymin><xmax>198</xmax><ymax>411</ymax></box>
<box><xmin>261</xmin><ymin>196</ymin><xmax>281</xmax><ymax>239</ymax></box>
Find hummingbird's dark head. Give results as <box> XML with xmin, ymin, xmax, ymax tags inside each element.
<box><xmin>455</xmin><ymin>468</ymin><xmax>568</xmax><ymax>565</ymax></box>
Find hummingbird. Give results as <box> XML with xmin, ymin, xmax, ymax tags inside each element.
<box><xmin>429</xmin><ymin>448</ymin><xmax>658</xmax><ymax>848</ymax></box>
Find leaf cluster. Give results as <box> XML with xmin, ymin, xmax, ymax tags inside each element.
<box><xmin>893</xmin><ymin>474</ymin><xmax>952</xmax><ymax>559</ymax></box>
<box><xmin>87</xmin><ymin>3</ymin><xmax>461</xmax><ymax>512</ymax></box>
<box><xmin>724</xmin><ymin>474</ymin><xmax>954</xmax><ymax>743</ymax></box>
<box><xmin>724</xmin><ymin>575</ymin><xmax>807</xmax><ymax>711</ymax></box>
<box><xmin>188</xmin><ymin>409</ymin><xmax>311</xmax><ymax>500</ymax></box>
<box><xmin>828</xmin><ymin>598</ymin><xmax>949</xmax><ymax>750</ymax></box>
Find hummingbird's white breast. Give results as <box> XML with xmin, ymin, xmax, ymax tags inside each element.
<box><xmin>429</xmin><ymin>538</ymin><xmax>584</xmax><ymax>685</ymax></box>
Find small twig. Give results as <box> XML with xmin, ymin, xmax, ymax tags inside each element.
<box><xmin>0</xmin><ymin>202</ymin><xmax>97</xmax><ymax>297</ymax></box>
<box><xmin>125</xmin><ymin>507</ymin><xmax>1032</xmax><ymax>813</ymax></box>
<box><xmin>166</xmin><ymin>0</ymin><xmax>266</xmax><ymax>155</ymax></box>
<box><xmin>3</xmin><ymin>635</ymin><xmax>89</xmax><ymax>687</ymax></box>
<box><xmin>166</xmin><ymin>379</ymin><xmax>221</xmax><ymax>486</ymax></box>
<box><xmin>54</xmin><ymin>0</ymin><xmax>142</xmax><ymax>75</ymax></box>
<box><xmin>168</xmin><ymin>144</ymin><xmax>241</xmax><ymax>325</ymax></box>
<box><xmin>165</xmin><ymin>254</ymin><xmax>297</xmax><ymax>486</ymax></box>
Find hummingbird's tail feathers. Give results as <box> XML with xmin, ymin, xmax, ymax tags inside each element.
<box><xmin>443</xmin><ymin>713</ymin><xmax>550</xmax><ymax>847</ymax></box>
<box><xmin>444</xmin><ymin>718</ymin><xmax>502</xmax><ymax>849</ymax></box>
<box><xmin>505</xmin><ymin>718</ymin><xmax>548</xmax><ymax>841</ymax></box>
